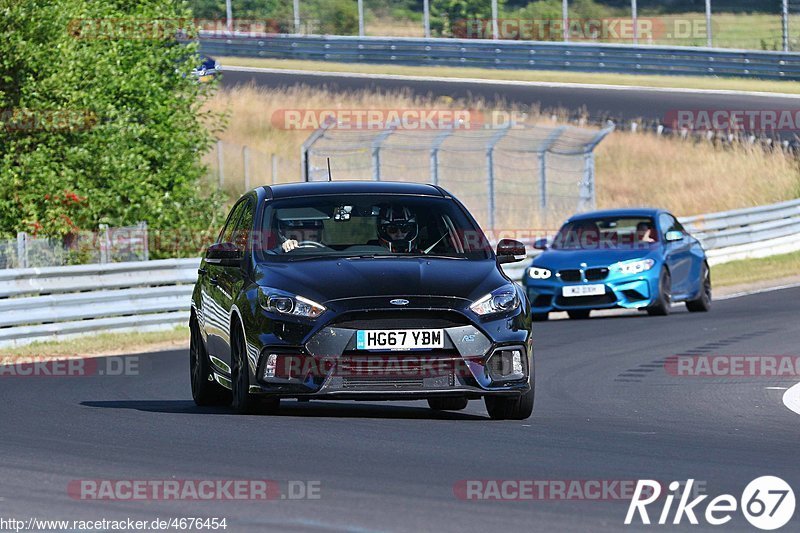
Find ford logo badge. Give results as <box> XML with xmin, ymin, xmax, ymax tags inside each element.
<box><xmin>390</xmin><ymin>299</ymin><xmax>409</xmax><ymax>306</ymax></box>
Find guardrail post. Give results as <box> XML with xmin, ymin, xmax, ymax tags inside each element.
<box><xmin>783</xmin><ymin>0</ymin><xmax>790</xmax><ymax>52</ymax></box>
<box><xmin>705</xmin><ymin>0</ymin><xmax>713</xmax><ymax>48</ymax></box>
<box><xmin>271</xmin><ymin>153</ymin><xmax>278</xmax><ymax>184</ymax></box>
<box><xmin>423</xmin><ymin>0</ymin><xmax>431</xmax><ymax>38</ymax></box>
<box><xmin>217</xmin><ymin>140</ymin><xmax>224</xmax><ymax>189</ymax></box>
<box><xmin>358</xmin><ymin>0</ymin><xmax>365</xmax><ymax>37</ymax></box>
<box><xmin>16</xmin><ymin>232</ymin><xmax>28</xmax><ymax>269</ymax></box>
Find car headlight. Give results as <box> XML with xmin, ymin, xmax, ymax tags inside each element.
<box><xmin>258</xmin><ymin>289</ymin><xmax>326</xmax><ymax>319</ymax></box>
<box><xmin>470</xmin><ymin>285</ymin><xmax>520</xmax><ymax>316</ymax></box>
<box><xmin>527</xmin><ymin>266</ymin><xmax>552</xmax><ymax>280</ymax></box>
<box><xmin>612</xmin><ymin>258</ymin><xmax>655</xmax><ymax>276</ymax></box>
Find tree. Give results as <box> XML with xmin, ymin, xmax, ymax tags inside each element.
<box><xmin>0</xmin><ymin>0</ymin><xmax>224</xmax><ymax>257</ymax></box>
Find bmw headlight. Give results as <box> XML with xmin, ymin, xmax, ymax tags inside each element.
<box><xmin>470</xmin><ymin>285</ymin><xmax>520</xmax><ymax>316</ymax></box>
<box><xmin>527</xmin><ymin>266</ymin><xmax>552</xmax><ymax>280</ymax></box>
<box><xmin>259</xmin><ymin>288</ymin><xmax>326</xmax><ymax>319</ymax></box>
<box><xmin>612</xmin><ymin>258</ymin><xmax>655</xmax><ymax>276</ymax></box>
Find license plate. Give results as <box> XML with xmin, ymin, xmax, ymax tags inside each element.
<box><xmin>356</xmin><ymin>329</ymin><xmax>444</xmax><ymax>351</ymax></box>
<box><xmin>562</xmin><ymin>284</ymin><xmax>606</xmax><ymax>297</ymax></box>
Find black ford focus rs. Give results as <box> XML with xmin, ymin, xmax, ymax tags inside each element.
<box><xmin>190</xmin><ymin>181</ymin><xmax>534</xmax><ymax>419</ymax></box>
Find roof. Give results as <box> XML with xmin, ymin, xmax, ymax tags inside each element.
<box><xmin>568</xmin><ymin>208</ymin><xmax>664</xmax><ymax>221</ymax></box>
<box><xmin>264</xmin><ymin>181</ymin><xmax>444</xmax><ymax>199</ymax></box>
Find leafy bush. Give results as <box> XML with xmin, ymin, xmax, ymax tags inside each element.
<box><xmin>0</xmin><ymin>0</ymin><xmax>225</xmax><ymax>258</ymax></box>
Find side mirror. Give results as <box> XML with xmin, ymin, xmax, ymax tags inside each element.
<box><xmin>665</xmin><ymin>230</ymin><xmax>684</xmax><ymax>242</ymax></box>
<box><xmin>533</xmin><ymin>238</ymin><xmax>548</xmax><ymax>250</ymax></box>
<box><xmin>206</xmin><ymin>242</ymin><xmax>242</xmax><ymax>265</ymax></box>
<box><xmin>496</xmin><ymin>239</ymin><xmax>526</xmax><ymax>264</ymax></box>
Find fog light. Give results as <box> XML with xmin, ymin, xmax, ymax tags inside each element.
<box><xmin>512</xmin><ymin>350</ymin><xmax>523</xmax><ymax>375</ymax></box>
<box><xmin>487</xmin><ymin>347</ymin><xmax>526</xmax><ymax>382</ymax></box>
<box><xmin>263</xmin><ymin>353</ymin><xmax>278</xmax><ymax>378</ymax></box>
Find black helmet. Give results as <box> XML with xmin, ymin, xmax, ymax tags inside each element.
<box><xmin>377</xmin><ymin>206</ymin><xmax>418</xmax><ymax>252</ymax></box>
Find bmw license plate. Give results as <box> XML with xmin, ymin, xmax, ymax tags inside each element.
<box><xmin>356</xmin><ymin>329</ymin><xmax>444</xmax><ymax>351</ymax></box>
<box><xmin>562</xmin><ymin>284</ymin><xmax>606</xmax><ymax>297</ymax></box>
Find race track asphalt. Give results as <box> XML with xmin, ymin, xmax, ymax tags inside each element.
<box><xmin>220</xmin><ymin>67</ymin><xmax>800</xmax><ymax>128</ymax></box>
<box><xmin>1</xmin><ymin>287</ymin><xmax>798</xmax><ymax>531</ymax></box>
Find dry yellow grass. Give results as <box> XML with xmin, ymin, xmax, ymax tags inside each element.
<box><xmin>203</xmin><ymin>84</ymin><xmax>800</xmax><ymax>219</ymax></box>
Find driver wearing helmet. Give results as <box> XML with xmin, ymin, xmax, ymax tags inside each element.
<box><xmin>377</xmin><ymin>206</ymin><xmax>419</xmax><ymax>253</ymax></box>
<box><xmin>279</xmin><ymin>219</ymin><xmax>325</xmax><ymax>253</ymax></box>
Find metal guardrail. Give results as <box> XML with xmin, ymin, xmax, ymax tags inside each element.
<box><xmin>199</xmin><ymin>33</ymin><xmax>800</xmax><ymax>80</ymax></box>
<box><xmin>0</xmin><ymin>200</ymin><xmax>798</xmax><ymax>347</ymax></box>
<box><xmin>0</xmin><ymin>259</ymin><xmax>198</xmax><ymax>347</ymax></box>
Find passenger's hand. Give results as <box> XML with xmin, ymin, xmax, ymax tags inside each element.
<box><xmin>281</xmin><ymin>239</ymin><xmax>299</xmax><ymax>252</ymax></box>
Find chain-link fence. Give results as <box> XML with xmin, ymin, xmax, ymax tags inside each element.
<box><xmin>301</xmin><ymin>121</ymin><xmax>613</xmax><ymax>231</ymax></box>
<box><xmin>200</xmin><ymin>0</ymin><xmax>800</xmax><ymax>51</ymax></box>
<box><xmin>201</xmin><ymin>140</ymin><xmax>293</xmax><ymax>197</ymax></box>
<box><xmin>0</xmin><ymin>222</ymin><xmax>148</xmax><ymax>270</ymax></box>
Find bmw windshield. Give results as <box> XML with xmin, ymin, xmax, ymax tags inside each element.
<box><xmin>256</xmin><ymin>194</ymin><xmax>491</xmax><ymax>262</ymax></box>
<box><xmin>551</xmin><ymin>216</ymin><xmax>659</xmax><ymax>251</ymax></box>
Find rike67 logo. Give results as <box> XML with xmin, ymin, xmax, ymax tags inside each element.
<box><xmin>625</xmin><ymin>477</ymin><xmax>795</xmax><ymax>530</ymax></box>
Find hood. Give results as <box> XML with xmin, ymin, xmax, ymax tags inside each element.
<box><xmin>531</xmin><ymin>248</ymin><xmax>658</xmax><ymax>270</ymax></box>
<box><xmin>254</xmin><ymin>257</ymin><xmax>509</xmax><ymax>306</ymax></box>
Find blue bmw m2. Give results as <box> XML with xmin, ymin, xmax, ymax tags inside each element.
<box><xmin>522</xmin><ymin>209</ymin><xmax>711</xmax><ymax>320</ymax></box>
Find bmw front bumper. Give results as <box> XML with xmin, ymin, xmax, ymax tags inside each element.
<box><xmin>525</xmin><ymin>269</ymin><xmax>661</xmax><ymax>313</ymax></box>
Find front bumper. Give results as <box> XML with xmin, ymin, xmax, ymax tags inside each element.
<box><xmin>249</xmin><ymin>323</ymin><xmax>532</xmax><ymax>399</ymax></box>
<box><xmin>525</xmin><ymin>270</ymin><xmax>660</xmax><ymax>313</ymax></box>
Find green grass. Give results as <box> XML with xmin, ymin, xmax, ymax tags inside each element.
<box><xmin>713</xmin><ymin>250</ymin><xmax>800</xmax><ymax>288</ymax></box>
<box><xmin>218</xmin><ymin>56</ymin><xmax>800</xmax><ymax>95</ymax></box>
<box><xmin>0</xmin><ymin>327</ymin><xmax>188</xmax><ymax>359</ymax></box>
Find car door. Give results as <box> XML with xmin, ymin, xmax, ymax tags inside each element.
<box><xmin>215</xmin><ymin>197</ymin><xmax>255</xmax><ymax>371</ymax></box>
<box><xmin>202</xmin><ymin>200</ymin><xmax>246</xmax><ymax>368</ymax></box>
<box><xmin>659</xmin><ymin>213</ymin><xmax>693</xmax><ymax>298</ymax></box>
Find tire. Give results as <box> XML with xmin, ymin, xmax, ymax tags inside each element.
<box><xmin>484</xmin><ymin>387</ymin><xmax>534</xmax><ymax>420</ymax></box>
<box><xmin>567</xmin><ymin>310</ymin><xmax>591</xmax><ymax>320</ymax></box>
<box><xmin>189</xmin><ymin>316</ymin><xmax>230</xmax><ymax>407</ymax></box>
<box><xmin>532</xmin><ymin>313</ymin><xmax>549</xmax><ymax>322</ymax></box>
<box><xmin>428</xmin><ymin>397</ymin><xmax>469</xmax><ymax>411</ymax></box>
<box><xmin>686</xmin><ymin>263</ymin><xmax>712</xmax><ymax>313</ymax></box>
<box><xmin>230</xmin><ymin>321</ymin><xmax>259</xmax><ymax>414</ymax></box>
<box><xmin>647</xmin><ymin>268</ymin><xmax>671</xmax><ymax>316</ymax></box>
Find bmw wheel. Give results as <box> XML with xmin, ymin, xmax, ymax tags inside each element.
<box><xmin>686</xmin><ymin>263</ymin><xmax>711</xmax><ymax>313</ymax></box>
<box><xmin>647</xmin><ymin>268</ymin><xmax>671</xmax><ymax>316</ymax></box>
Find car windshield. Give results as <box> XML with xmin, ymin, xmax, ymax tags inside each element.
<box><xmin>256</xmin><ymin>194</ymin><xmax>491</xmax><ymax>262</ymax></box>
<box><xmin>551</xmin><ymin>216</ymin><xmax>658</xmax><ymax>250</ymax></box>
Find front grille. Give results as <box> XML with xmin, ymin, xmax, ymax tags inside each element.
<box><xmin>585</xmin><ymin>267</ymin><xmax>609</xmax><ymax>281</ymax></box>
<box><xmin>558</xmin><ymin>269</ymin><xmax>582</xmax><ymax>282</ymax></box>
<box><xmin>556</xmin><ymin>293</ymin><xmax>617</xmax><ymax>307</ymax></box>
<box><xmin>332</xmin><ymin>310</ymin><xmax>469</xmax><ymax>330</ymax></box>
<box><xmin>341</xmin><ymin>377</ymin><xmax>426</xmax><ymax>390</ymax></box>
